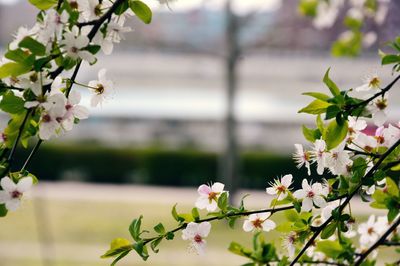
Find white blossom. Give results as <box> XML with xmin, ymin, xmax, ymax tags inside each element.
<box><xmin>325</xmin><ymin>143</ymin><xmax>352</xmax><ymax>175</ymax></box>
<box><xmin>61</xmin><ymin>91</ymin><xmax>89</xmax><ymax>131</ymax></box>
<box><xmin>0</xmin><ymin>176</ymin><xmax>32</xmax><ymax>211</ymax></box>
<box><xmin>243</xmin><ymin>213</ymin><xmax>276</xmax><ymax>232</ymax></box>
<box><xmin>293</xmin><ymin>144</ymin><xmax>311</xmax><ymax>175</ymax></box>
<box><xmin>88</xmin><ymin>68</ymin><xmax>114</xmax><ymax>107</ymax></box>
<box><xmin>311</xmin><ymin>139</ymin><xmax>327</xmax><ymax>175</ymax></box>
<box><xmin>355</xmin><ymin>71</ymin><xmax>381</xmax><ymax>92</ymax></box>
<box><xmin>95</xmin><ymin>20</ymin><xmax>132</xmax><ymax>55</ymax></box>
<box><xmin>18</xmin><ymin>71</ymin><xmax>52</xmax><ymax>96</ymax></box>
<box><xmin>61</xmin><ymin>27</ymin><xmax>95</xmax><ymax>63</ymax></box>
<box><xmin>266</xmin><ymin>174</ymin><xmax>293</xmax><ymax>200</ymax></box>
<box><xmin>182</xmin><ymin>222</ymin><xmax>211</xmax><ymax>255</ymax></box>
<box><xmin>358</xmin><ymin>215</ymin><xmax>380</xmax><ymax>245</ymax></box>
<box><xmin>38</xmin><ymin>94</ymin><xmax>67</xmax><ymax>140</ymax></box>
<box><xmin>195</xmin><ymin>182</ymin><xmax>225</xmax><ymax>212</ymax></box>
<box><xmin>282</xmin><ymin>232</ymin><xmax>297</xmax><ymax>258</ymax></box>
<box><xmin>293</xmin><ymin>179</ymin><xmax>328</xmax><ymax>212</ymax></box>
<box><xmin>369</xmin><ymin>94</ymin><xmax>388</xmax><ymax>126</ymax></box>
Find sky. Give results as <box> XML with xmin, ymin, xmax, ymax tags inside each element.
<box><xmin>0</xmin><ymin>0</ymin><xmax>282</xmax><ymax>14</ymax></box>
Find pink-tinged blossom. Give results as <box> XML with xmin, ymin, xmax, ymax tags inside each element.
<box><xmin>195</xmin><ymin>182</ymin><xmax>225</xmax><ymax>212</ymax></box>
<box><xmin>293</xmin><ymin>144</ymin><xmax>311</xmax><ymax>175</ymax></box>
<box><xmin>88</xmin><ymin>68</ymin><xmax>114</xmax><ymax>107</ymax></box>
<box><xmin>325</xmin><ymin>144</ymin><xmax>352</xmax><ymax>176</ymax></box>
<box><xmin>348</xmin><ymin>116</ymin><xmax>367</xmax><ymax>135</ymax></box>
<box><xmin>242</xmin><ymin>213</ymin><xmax>276</xmax><ymax>233</ymax></box>
<box><xmin>61</xmin><ymin>91</ymin><xmax>89</xmax><ymax>131</ymax></box>
<box><xmin>38</xmin><ymin>94</ymin><xmax>67</xmax><ymax>140</ymax></box>
<box><xmin>0</xmin><ymin>176</ymin><xmax>32</xmax><ymax>211</ymax></box>
<box><xmin>351</xmin><ymin>133</ymin><xmax>377</xmax><ymax>153</ymax></box>
<box><xmin>266</xmin><ymin>174</ymin><xmax>293</xmax><ymax>200</ymax></box>
<box><xmin>282</xmin><ymin>232</ymin><xmax>297</xmax><ymax>258</ymax></box>
<box><xmin>311</xmin><ymin>139</ymin><xmax>327</xmax><ymax>175</ymax></box>
<box><xmin>293</xmin><ymin>179</ymin><xmax>328</xmax><ymax>212</ymax></box>
<box><xmin>182</xmin><ymin>222</ymin><xmax>211</xmax><ymax>255</ymax></box>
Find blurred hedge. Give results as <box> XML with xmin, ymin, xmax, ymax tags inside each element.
<box><xmin>13</xmin><ymin>143</ymin><xmax>315</xmax><ymax>189</ymax></box>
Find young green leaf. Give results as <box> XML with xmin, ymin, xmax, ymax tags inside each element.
<box><xmin>323</xmin><ymin>68</ymin><xmax>341</xmax><ymax>96</ymax></box>
<box><xmin>153</xmin><ymin>223</ymin><xmax>166</xmax><ymax>235</ymax></box>
<box><xmin>323</xmin><ymin>120</ymin><xmax>348</xmax><ymax>150</ymax></box>
<box><xmin>298</xmin><ymin>99</ymin><xmax>333</xmax><ymax>115</ymax></box>
<box><xmin>129</xmin><ymin>215</ymin><xmax>143</xmax><ymax>241</ymax></box>
<box><xmin>0</xmin><ymin>62</ymin><xmax>31</xmax><ymax>79</ymax></box>
<box><xmin>29</xmin><ymin>0</ymin><xmax>57</xmax><ymax>10</ymax></box>
<box><xmin>0</xmin><ymin>91</ymin><xmax>25</xmax><ymax>114</ymax></box>
<box><xmin>129</xmin><ymin>0</ymin><xmax>152</xmax><ymax>24</ymax></box>
<box><xmin>19</xmin><ymin>36</ymin><xmax>46</xmax><ymax>56</ymax></box>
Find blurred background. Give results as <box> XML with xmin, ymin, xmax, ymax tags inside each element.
<box><xmin>0</xmin><ymin>0</ymin><xmax>400</xmax><ymax>265</ymax></box>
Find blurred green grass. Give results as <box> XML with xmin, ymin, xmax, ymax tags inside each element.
<box><xmin>0</xmin><ymin>189</ymin><xmax>397</xmax><ymax>266</ymax></box>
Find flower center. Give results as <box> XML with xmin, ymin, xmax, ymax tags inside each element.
<box><xmin>30</xmin><ymin>73</ymin><xmax>38</xmax><ymax>83</ymax></box>
<box><xmin>194</xmin><ymin>234</ymin><xmax>202</xmax><ymax>243</ymax></box>
<box><xmin>375</xmin><ymin>99</ymin><xmax>387</xmax><ymax>110</ymax></box>
<box><xmin>66</xmin><ymin>104</ymin><xmax>73</xmax><ymax>111</ymax></box>
<box><xmin>94</xmin><ymin>4</ymin><xmax>103</xmax><ymax>17</ymax></box>
<box><xmin>70</xmin><ymin>1</ymin><xmax>78</xmax><ymax>9</ymax></box>
<box><xmin>71</xmin><ymin>46</ymin><xmax>79</xmax><ymax>54</ymax></box>
<box><xmin>252</xmin><ymin>219</ymin><xmax>263</xmax><ymax>229</ymax></box>
<box><xmin>1</xmin><ymin>133</ymin><xmax>7</xmax><ymax>142</ymax></box>
<box><xmin>276</xmin><ymin>185</ymin><xmax>286</xmax><ymax>193</ymax></box>
<box><xmin>11</xmin><ymin>190</ymin><xmax>22</xmax><ymax>199</ymax></box>
<box><xmin>208</xmin><ymin>191</ymin><xmax>218</xmax><ymax>201</ymax></box>
<box><xmin>95</xmin><ymin>84</ymin><xmax>105</xmax><ymax>95</ymax></box>
<box><xmin>367</xmin><ymin>227</ymin><xmax>374</xmax><ymax>235</ymax></box>
<box><xmin>369</xmin><ymin>77</ymin><xmax>380</xmax><ymax>88</ymax></box>
<box><xmin>307</xmin><ymin>191</ymin><xmax>315</xmax><ymax>198</ymax></box>
<box><xmin>42</xmin><ymin>114</ymin><xmax>52</xmax><ymax>123</ymax></box>
<box><xmin>375</xmin><ymin>135</ymin><xmax>385</xmax><ymax>144</ymax></box>
<box><xmin>56</xmin><ymin>117</ymin><xmax>63</xmax><ymax>123</ymax></box>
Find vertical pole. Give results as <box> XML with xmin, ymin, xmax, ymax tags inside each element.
<box><xmin>222</xmin><ymin>0</ymin><xmax>240</xmax><ymax>199</ymax></box>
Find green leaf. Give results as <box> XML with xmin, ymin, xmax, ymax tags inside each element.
<box><xmin>298</xmin><ymin>99</ymin><xmax>332</xmax><ymax>114</ymax></box>
<box><xmin>153</xmin><ymin>223</ymin><xmax>165</xmax><ymax>235</ymax></box>
<box><xmin>0</xmin><ymin>62</ymin><xmax>31</xmax><ymax>79</ymax></box>
<box><xmin>110</xmin><ymin>251</ymin><xmax>130</xmax><ymax>266</ymax></box>
<box><xmin>382</xmin><ymin>54</ymin><xmax>400</xmax><ymax>65</ymax></box>
<box><xmin>129</xmin><ymin>215</ymin><xmax>143</xmax><ymax>242</ymax></box>
<box><xmin>284</xmin><ymin>209</ymin><xmax>299</xmax><ymax>222</ymax></box>
<box><xmin>191</xmin><ymin>207</ymin><xmax>200</xmax><ymax>221</ymax></box>
<box><xmin>129</xmin><ymin>0</ymin><xmax>152</xmax><ymax>24</ymax></box>
<box><xmin>171</xmin><ymin>204</ymin><xmax>182</xmax><ymax>222</ymax></box>
<box><xmin>325</xmin><ymin>105</ymin><xmax>341</xmax><ymax>120</ymax></box>
<box><xmin>275</xmin><ymin>221</ymin><xmax>294</xmax><ymax>232</ymax></box>
<box><xmin>324</xmin><ymin>120</ymin><xmax>348</xmax><ymax>150</ymax></box>
<box><xmin>302</xmin><ymin>92</ymin><xmax>330</xmax><ymax>101</ymax></box>
<box><xmin>0</xmin><ymin>204</ymin><xmax>8</xmax><ymax>217</ymax></box>
<box><xmin>5</xmin><ymin>49</ymin><xmax>35</xmax><ymax>65</ymax></box>
<box><xmin>217</xmin><ymin>191</ymin><xmax>228</xmax><ymax>211</ymax></box>
<box><xmin>316</xmin><ymin>240</ymin><xmax>343</xmax><ymax>259</ymax></box>
<box><xmin>316</xmin><ymin>114</ymin><xmax>324</xmax><ymax>132</ymax></box>
<box><xmin>150</xmin><ymin>237</ymin><xmax>162</xmax><ymax>253</ymax></box>
<box><xmin>0</xmin><ymin>91</ymin><xmax>25</xmax><ymax>114</ymax></box>
<box><xmin>386</xmin><ymin>177</ymin><xmax>399</xmax><ymax>197</ymax></box>
<box><xmin>132</xmin><ymin>241</ymin><xmax>149</xmax><ymax>261</ymax></box>
<box><xmin>321</xmin><ymin>222</ymin><xmax>337</xmax><ymax>239</ymax></box>
<box><xmin>19</xmin><ymin>37</ymin><xmax>46</xmax><ymax>56</ymax></box>
<box><xmin>114</xmin><ymin>0</ymin><xmax>130</xmax><ymax>15</ymax></box>
<box><xmin>323</xmin><ymin>68</ymin><xmax>341</xmax><ymax>96</ymax></box>
<box><xmin>101</xmin><ymin>238</ymin><xmax>132</xmax><ymax>258</ymax></box>
<box><xmin>302</xmin><ymin>125</ymin><xmax>321</xmax><ymax>142</ymax></box>
<box><xmin>228</xmin><ymin>242</ymin><xmax>252</xmax><ymax>258</ymax></box>
<box><xmin>29</xmin><ymin>0</ymin><xmax>57</xmax><ymax>10</ymax></box>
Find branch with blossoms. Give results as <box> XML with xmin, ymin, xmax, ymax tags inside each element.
<box><xmin>103</xmin><ymin>51</ymin><xmax>400</xmax><ymax>265</ymax></box>
<box><xmin>0</xmin><ymin>0</ymin><xmax>161</xmax><ymax>215</ymax></box>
